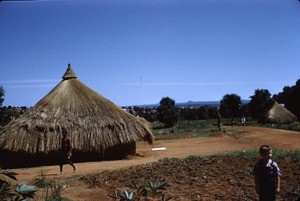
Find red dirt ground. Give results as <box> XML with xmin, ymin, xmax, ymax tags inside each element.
<box><xmin>10</xmin><ymin>126</ymin><xmax>300</xmax><ymax>200</ymax></box>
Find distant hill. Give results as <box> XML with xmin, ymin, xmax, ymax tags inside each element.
<box><xmin>176</xmin><ymin>101</ymin><xmax>220</xmax><ymax>107</ymax></box>
<box><xmin>176</xmin><ymin>100</ymin><xmax>250</xmax><ymax>107</ymax></box>
<box><xmin>127</xmin><ymin>100</ymin><xmax>250</xmax><ymax>108</ymax></box>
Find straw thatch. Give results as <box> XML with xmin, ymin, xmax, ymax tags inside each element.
<box><xmin>263</xmin><ymin>101</ymin><xmax>297</xmax><ymax>124</ymax></box>
<box><xmin>0</xmin><ymin>64</ymin><xmax>154</xmax><ymax>167</ymax></box>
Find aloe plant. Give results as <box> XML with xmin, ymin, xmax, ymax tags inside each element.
<box><xmin>108</xmin><ymin>179</ymin><xmax>169</xmax><ymax>200</ymax></box>
<box><xmin>1</xmin><ymin>169</ymin><xmax>18</xmax><ymax>200</ymax></box>
<box><xmin>108</xmin><ymin>190</ymin><xmax>119</xmax><ymax>199</ymax></box>
<box><xmin>127</xmin><ymin>180</ymin><xmax>147</xmax><ymax>196</ymax></box>
<box><xmin>119</xmin><ymin>189</ymin><xmax>133</xmax><ymax>201</ymax></box>
<box><xmin>108</xmin><ymin>189</ymin><xmax>134</xmax><ymax>201</ymax></box>
<box><xmin>0</xmin><ymin>169</ymin><xmax>18</xmax><ymax>182</ymax></box>
<box><xmin>15</xmin><ymin>182</ymin><xmax>38</xmax><ymax>200</ymax></box>
<box><xmin>148</xmin><ymin>179</ymin><xmax>168</xmax><ymax>194</ymax></box>
<box><xmin>1</xmin><ymin>169</ymin><xmax>38</xmax><ymax>201</ymax></box>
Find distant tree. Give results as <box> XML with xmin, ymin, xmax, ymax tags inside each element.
<box><xmin>284</xmin><ymin>79</ymin><xmax>300</xmax><ymax>118</ymax></box>
<box><xmin>181</xmin><ymin>107</ymin><xmax>198</xmax><ymax>120</ymax></box>
<box><xmin>273</xmin><ymin>86</ymin><xmax>293</xmax><ymax>104</ymax></box>
<box><xmin>179</xmin><ymin>105</ymin><xmax>216</xmax><ymax>120</ymax></box>
<box><xmin>0</xmin><ymin>86</ymin><xmax>4</xmax><ymax>106</ymax></box>
<box><xmin>157</xmin><ymin>97</ymin><xmax>178</xmax><ymax>127</ymax></box>
<box><xmin>286</xmin><ymin>80</ymin><xmax>300</xmax><ymax>117</ymax></box>
<box><xmin>208</xmin><ymin>106</ymin><xmax>218</xmax><ymax>119</ymax></box>
<box><xmin>273</xmin><ymin>79</ymin><xmax>300</xmax><ymax>118</ymax></box>
<box><xmin>135</xmin><ymin>107</ymin><xmax>157</xmax><ymax>122</ymax></box>
<box><xmin>197</xmin><ymin>106</ymin><xmax>209</xmax><ymax>120</ymax></box>
<box><xmin>219</xmin><ymin>94</ymin><xmax>242</xmax><ymax>118</ymax></box>
<box><xmin>0</xmin><ymin>106</ymin><xmax>28</xmax><ymax>130</ymax></box>
<box><xmin>240</xmin><ymin>103</ymin><xmax>250</xmax><ymax>117</ymax></box>
<box><xmin>248</xmin><ymin>89</ymin><xmax>272</xmax><ymax>120</ymax></box>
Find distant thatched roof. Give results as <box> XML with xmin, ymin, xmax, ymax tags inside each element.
<box><xmin>0</xmin><ymin>64</ymin><xmax>154</xmax><ymax>154</ymax></box>
<box><xmin>264</xmin><ymin>101</ymin><xmax>297</xmax><ymax>124</ymax></box>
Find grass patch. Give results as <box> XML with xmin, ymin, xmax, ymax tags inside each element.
<box><xmin>153</xmin><ymin>120</ymin><xmax>241</xmax><ymax>140</ymax></box>
<box><xmin>226</xmin><ymin>150</ymin><xmax>258</xmax><ymax>158</ymax></box>
<box><xmin>225</xmin><ymin>149</ymin><xmax>300</xmax><ymax>162</ymax></box>
<box><xmin>272</xmin><ymin>149</ymin><xmax>300</xmax><ymax>161</ymax></box>
<box><xmin>224</xmin><ymin>129</ymin><xmax>239</xmax><ymax>134</ymax></box>
<box><xmin>153</xmin><ymin>118</ymin><xmax>300</xmax><ymax>141</ymax></box>
<box><xmin>237</xmin><ymin>118</ymin><xmax>300</xmax><ymax>132</ymax></box>
<box><xmin>159</xmin><ymin>149</ymin><xmax>300</xmax><ymax>162</ymax></box>
<box><xmin>270</xmin><ymin>121</ymin><xmax>300</xmax><ymax>132</ymax></box>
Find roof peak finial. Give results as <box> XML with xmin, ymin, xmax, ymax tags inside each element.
<box><xmin>62</xmin><ymin>63</ymin><xmax>77</xmax><ymax>80</ymax></box>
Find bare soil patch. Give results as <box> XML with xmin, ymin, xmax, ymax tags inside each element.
<box><xmin>11</xmin><ymin>126</ymin><xmax>300</xmax><ymax>200</ymax></box>
<box><xmin>81</xmin><ymin>154</ymin><xmax>300</xmax><ymax>201</ymax></box>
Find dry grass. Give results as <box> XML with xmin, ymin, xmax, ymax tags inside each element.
<box><xmin>264</xmin><ymin>101</ymin><xmax>297</xmax><ymax>124</ymax></box>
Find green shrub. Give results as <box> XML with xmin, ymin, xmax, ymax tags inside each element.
<box><xmin>0</xmin><ymin>169</ymin><xmax>38</xmax><ymax>201</ymax></box>
<box><xmin>34</xmin><ymin>171</ymin><xmax>71</xmax><ymax>201</ymax></box>
<box><xmin>34</xmin><ymin>170</ymin><xmax>52</xmax><ymax>188</ymax></box>
<box><xmin>277</xmin><ymin>121</ymin><xmax>300</xmax><ymax>132</ymax></box>
<box><xmin>43</xmin><ymin>180</ymin><xmax>71</xmax><ymax>201</ymax></box>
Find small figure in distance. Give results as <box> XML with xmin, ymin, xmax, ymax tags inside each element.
<box><xmin>241</xmin><ymin>116</ymin><xmax>246</xmax><ymax>127</ymax></box>
<box><xmin>216</xmin><ymin>111</ymin><xmax>222</xmax><ymax>131</ymax></box>
<box><xmin>59</xmin><ymin>130</ymin><xmax>76</xmax><ymax>174</ymax></box>
<box><xmin>231</xmin><ymin>118</ymin><xmax>235</xmax><ymax>127</ymax></box>
<box><xmin>253</xmin><ymin>145</ymin><xmax>281</xmax><ymax>201</ymax></box>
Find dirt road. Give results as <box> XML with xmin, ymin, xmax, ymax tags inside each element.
<box><xmin>12</xmin><ymin>126</ymin><xmax>300</xmax><ymax>184</ymax></box>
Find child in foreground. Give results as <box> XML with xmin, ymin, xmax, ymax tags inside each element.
<box><xmin>253</xmin><ymin>145</ymin><xmax>281</xmax><ymax>201</ymax></box>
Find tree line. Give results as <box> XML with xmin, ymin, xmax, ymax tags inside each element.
<box><xmin>0</xmin><ymin>78</ymin><xmax>299</xmax><ymax>129</ymax></box>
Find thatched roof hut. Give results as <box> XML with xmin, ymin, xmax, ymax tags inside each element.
<box><xmin>0</xmin><ymin>64</ymin><xmax>154</xmax><ymax>168</ymax></box>
<box><xmin>263</xmin><ymin>101</ymin><xmax>297</xmax><ymax>124</ymax></box>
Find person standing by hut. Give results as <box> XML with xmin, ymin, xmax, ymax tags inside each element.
<box><xmin>59</xmin><ymin>130</ymin><xmax>76</xmax><ymax>174</ymax></box>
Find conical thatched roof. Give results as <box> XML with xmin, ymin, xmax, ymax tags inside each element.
<box><xmin>264</xmin><ymin>101</ymin><xmax>297</xmax><ymax>124</ymax></box>
<box><xmin>0</xmin><ymin>64</ymin><xmax>154</xmax><ymax>154</ymax></box>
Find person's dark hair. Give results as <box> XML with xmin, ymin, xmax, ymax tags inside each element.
<box><xmin>259</xmin><ymin>145</ymin><xmax>271</xmax><ymax>154</ymax></box>
<box><xmin>62</xmin><ymin>130</ymin><xmax>68</xmax><ymax>136</ymax></box>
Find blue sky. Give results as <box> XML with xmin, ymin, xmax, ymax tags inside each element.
<box><xmin>0</xmin><ymin>0</ymin><xmax>299</xmax><ymax>107</ymax></box>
